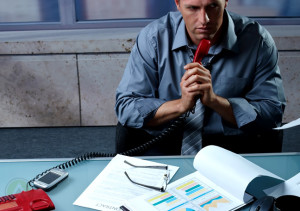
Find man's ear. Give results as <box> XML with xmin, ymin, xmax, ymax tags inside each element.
<box><xmin>225</xmin><ymin>0</ymin><xmax>229</xmax><ymax>8</ymax></box>
<box><xmin>174</xmin><ymin>0</ymin><xmax>180</xmax><ymax>9</ymax></box>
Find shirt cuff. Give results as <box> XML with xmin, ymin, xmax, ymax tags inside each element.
<box><xmin>228</xmin><ymin>98</ymin><xmax>257</xmax><ymax>128</ymax></box>
<box><xmin>135</xmin><ymin>98</ymin><xmax>166</xmax><ymax>125</ymax></box>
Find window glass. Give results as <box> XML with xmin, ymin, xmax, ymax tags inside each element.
<box><xmin>0</xmin><ymin>0</ymin><xmax>59</xmax><ymax>23</ymax></box>
<box><xmin>75</xmin><ymin>0</ymin><xmax>300</xmax><ymax>22</ymax></box>
<box><xmin>0</xmin><ymin>0</ymin><xmax>299</xmax><ymax>31</ymax></box>
<box><xmin>227</xmin><ymin>0</ymin><xmax>300</xmax><ymax>17</ymax></box>
<box><xmin>75</xmin><ymin>0</ymin><xmax>177</xmax><ymax>21</ymax></box>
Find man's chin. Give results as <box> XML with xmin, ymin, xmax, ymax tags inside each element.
<box><xmin>196</xmin><ymin>35</ymin><xmax>212</xmax><ymax>42</ymax></box>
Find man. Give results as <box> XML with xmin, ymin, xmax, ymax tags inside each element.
<box><xmin>115</xmin><ymin>0</ymin><xmax>286</xmax><ymax>155</ymax></box>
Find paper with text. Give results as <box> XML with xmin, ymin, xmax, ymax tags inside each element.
<box><xmin>73</xmin><ymin>154</ymin><xmax>179</xmax><ymax>211</ymax></box>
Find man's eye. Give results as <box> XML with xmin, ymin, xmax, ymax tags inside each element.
<box><xmin>188</xmin><ymin>6</ymin><xmax>198</xmax><ymax>11</ymax></box>
<box><xmin>209</xmin><ymin>3</ymin><xmax>218</xmax><ymax>8</ymax></box>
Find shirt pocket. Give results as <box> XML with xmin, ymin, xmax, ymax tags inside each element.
<box><xmin>217</xmin><ymin>77</ymin><xmax>250</xmax><ymax>98</ymax></box>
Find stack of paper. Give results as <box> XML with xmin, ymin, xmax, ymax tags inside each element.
<box><xmin>73</xmin><ymin>154</ymin><xmax>179</xmax><ymax>211</ymax></box>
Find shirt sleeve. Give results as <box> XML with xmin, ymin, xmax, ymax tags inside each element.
<box><xmin>228</xmin><ymin>30</ymin><xmax>286</xmax><ymax>130</ymax></box>
<box><xmin>115</xmin><ymin>29</ymin><xmax>166</xmax><ymax>128</ymax></box>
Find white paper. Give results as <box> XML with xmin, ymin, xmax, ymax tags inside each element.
<box><xmin>73</xmin><ymin>154</ymin><xmax>179</xmax><ymax>211</ymax></box>
<box><xmin>274</xmin><ymin>117</ymin><xmax>300</xmax><ymax>130</ymax></box>
<box><xmin>264</xmin><ymin>172</ymin><xmax>300</xmax><ymax>198</ymax></box>
<box><xmin>193</xmin><ymin>145</ymin><xmax>283</xmax><ymax>201</ymax></box>
<box><xmin>125</xmin><ymin>146</ymin><xmax>284</xmax><ymax>211</ymax></box>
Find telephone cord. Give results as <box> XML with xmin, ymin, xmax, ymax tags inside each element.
<box><xmin>27</xmin><ymin>114</ymin><xmax>188</xmax><ymax>189</ymax></box>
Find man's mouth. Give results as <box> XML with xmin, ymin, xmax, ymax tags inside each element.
<box><xmin>195</xmin><ymin>27</ymin><xmax>210</xmax><ymax>33</ymax></box>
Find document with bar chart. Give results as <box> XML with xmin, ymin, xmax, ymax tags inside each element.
<box><xmin>125</xmin><ymin>172</ymin><xmax>245</xmax><ymax>211</ymax></box>
<box><xmin>124</xmin><ymin>146</ymin><xmax>283</xmax><ymax>211</ymax></box>
<box><xmin>145</xmin><ymin>175</ymin><xmax>234</xmax><ymax>211</ymax></box>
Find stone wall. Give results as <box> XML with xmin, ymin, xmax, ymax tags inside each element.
<box><xmin>0</xmin><ymin>26</ymin><xmax>299</xmax><ymax>127</ymax></box>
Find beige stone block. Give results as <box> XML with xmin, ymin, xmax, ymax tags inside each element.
<box><xmin>78</xmin><ymin>53</ymin><xmax>129</xmax><ymax>126</ymax></box>
<box><xmin>0</xmin><ymin>55</ymin><xmax>80</xmax><ymax>127</ymax></box>
<box><xmin>278</xmin><ymin>51</ymin><xmax>300</xmax><ymax>123</ymax></box>
<box><xmin>267</xmin><ymin>25</ymin><xmax>300</xmax><ymax>51</ymax></box>
<box><xmin>0</xmin><ymin>28</ymin><xmax>137</xmax><ymax>54</ymax></box>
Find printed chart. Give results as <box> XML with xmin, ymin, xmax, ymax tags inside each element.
<box><xmin>145</xmin><ymin>178</ymin><xmax>233</xmax><ymax>211</ymax></box>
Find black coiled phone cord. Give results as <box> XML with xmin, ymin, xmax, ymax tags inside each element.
<box><xmin>28</xmin><ymin>39</ymin><xmax>209</xmax><ymax>189</ymax></box>
<box><xmin>27</xmin><ymin>114</ymin><xmax>188</xmax><ymax>189</ymax></box>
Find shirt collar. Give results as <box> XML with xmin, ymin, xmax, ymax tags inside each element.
<box><xmin>172</xmin><ymin>17</ymin><xmax>189</xmax><ymax>51</ymax></box>
<box><xmin>222</xmin><ymin>10</ymin><xmax>239</xmax><ymax>53</ymax></box>
<box><xmin>172</xmin><ymin>10</ymin><xmax>239</xmax><ymax>53</ymax></box>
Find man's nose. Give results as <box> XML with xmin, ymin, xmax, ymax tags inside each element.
<box><xmin>197</xmin><ymin>9</ymin><xmax>209</xmax><ymax>25</ymax></box>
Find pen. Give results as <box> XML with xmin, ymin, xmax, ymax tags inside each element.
<box><xmin>119</xmin><ymin>205</ymin><xmax>130</xmax><ymax>211</ymax></box>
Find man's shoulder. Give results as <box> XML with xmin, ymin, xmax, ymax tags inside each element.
<box><xmin>229</xmin><ymin>11</ymin><xmax>274</xmax><ymax>45</ymax></box>
<box><xmin>229</xmin><ymin>11</ymin><xmax>260</xmax><ymax>33</ymax></box>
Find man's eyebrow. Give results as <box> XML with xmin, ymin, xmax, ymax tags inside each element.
<box><xmin>183</xmin><ymin>4</ymin><xmax>200</xmax><ymax>8</ymax></box>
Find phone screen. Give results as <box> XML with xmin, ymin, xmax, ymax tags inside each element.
<box><xmin>39</xmin><ymin>172</ymin><xmax>60</xmax><ymax>184</ymax></box>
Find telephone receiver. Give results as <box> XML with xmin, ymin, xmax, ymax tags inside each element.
<box><xmin>189</xmin><ymin>39</ymin><xmax>211</xmax><ymax>112</ymax></box>
<box><xmin>0</xmin><ymin>189</ymin><xmax>55</xmax><ymax>211</ymax></box>
<box><xmin>28</xmin><ymin>39</ymin><xmax>212</xmax><ymax>191</ymax></box>
<box><xmin>193</xmin><ymin>39</ymin><xmax>211</xmax><ymax>63</ymax></box>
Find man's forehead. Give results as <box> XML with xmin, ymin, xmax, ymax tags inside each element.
<box><xmin>180</xmin><ymin>0</ymin><xmax>224</xmax><ymax>4</ymax></box>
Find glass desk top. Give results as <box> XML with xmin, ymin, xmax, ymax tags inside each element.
<box><xmin>0</xmin><ymin>153</ymin><xmax>299</xmax><ymax>210</ymax></box>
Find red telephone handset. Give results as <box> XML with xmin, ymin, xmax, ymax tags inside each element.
<box><xmin>188</xmin><ymin>39</ymin><xmax>211</xmax><ymax>114</ymax></box>
<box><xmin>193</xmin><ymin>39</ymin><xmax>211</xmax><ymax>63</ymax></box>
<box><xmin>0</xmin><ymin>189</ymin><xmax>55</xmax><ymax>211</ymax></box>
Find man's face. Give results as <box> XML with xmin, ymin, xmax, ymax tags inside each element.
<box><xmin>175</xmin><ymin>0</ymin><xmax>228</xmax><ymax>45</ymax></box>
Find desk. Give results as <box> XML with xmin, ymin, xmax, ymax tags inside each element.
<box><xmin>1</xmin><ymin>153</ymin><xmax>300</xmax><ymax>211</ymax></box>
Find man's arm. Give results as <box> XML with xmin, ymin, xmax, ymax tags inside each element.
<box><xmin>115</xmin><ymin>32</ymin><xmax>165</xmax><ymax>128</ymax></box>
<box><xmin>146</xmin><ymin>99</ymin><xmax>185</xmax><ymax>127</ymax></box>
<box><xmin>147</xmin><ymin>62</ymin><xmax>208</xmax><ymax>127</ymax></box>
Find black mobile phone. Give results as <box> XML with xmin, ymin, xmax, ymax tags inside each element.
<box><xmin>33</xmin><ymin>168</ymin><xmax>68</xmax><ymax>191</ymax></box>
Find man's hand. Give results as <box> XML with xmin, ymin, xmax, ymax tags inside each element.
<box><xmin>147</xmin><ymin>62</ymin><xmax>237</xmax><ymax>127</ymax></box>
<box><xmin>181</xmin><ymin>62</ymin><xmax>215</xmax><ymax>108</ymax></box>
<box><xmin>182</xmin><ymin>62</ymin><xmax>237</xmax><ymax>126</ymax></box>
<box><xmin>146</xmin><ymin>63</ymin><xmax>209</xmax><ymax>127</ymax></box>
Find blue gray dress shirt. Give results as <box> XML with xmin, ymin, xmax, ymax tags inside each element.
<box><xmin>115</xmin><ymin>10</ymin><xmax>286</xmax><ymax>137</ymax></box>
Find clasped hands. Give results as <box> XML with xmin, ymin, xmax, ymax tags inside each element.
<box><xmin>147</xmin><ymin>62</ymin><xmax>236</xmax><ymax>127</ymax></box>
<box><xmin>180</xmin><ymin>62</ymin><xmax>215</xmax><ymax>113</ymax></box>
